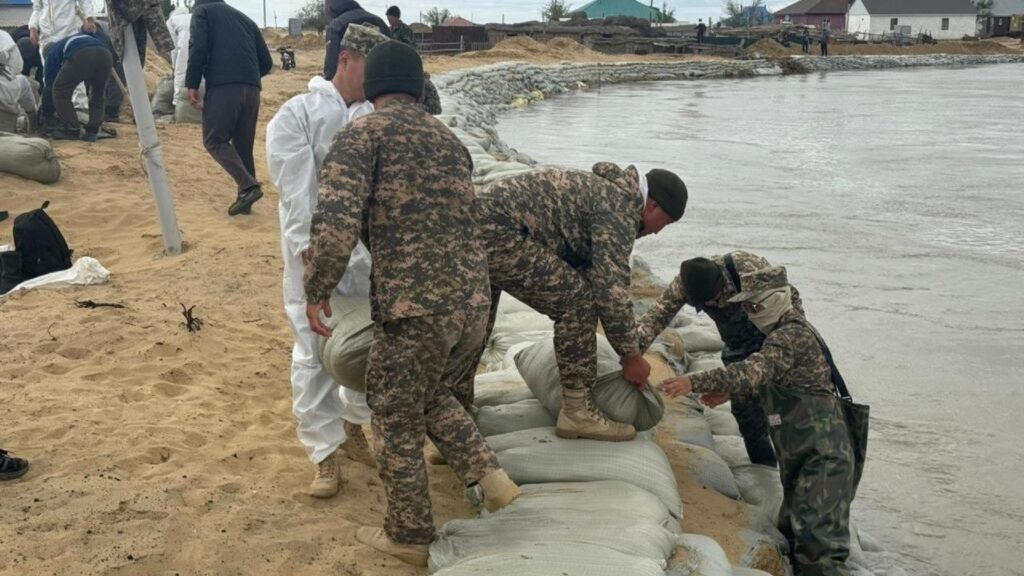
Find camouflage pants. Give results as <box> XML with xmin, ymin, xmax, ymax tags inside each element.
<box><xmin>766</xmin><ymin>385</ymin><xmax>854</xmax><ymax>576</ymax></box>
<box><xmin>480</xmin><ymin>223</ymin><xmax>597</xmax><ymax>392</ymax></box>
<box><xmin>365</xmin><ymin>304</ymin><xmax>501</xmax><ymax>545</ymax></box>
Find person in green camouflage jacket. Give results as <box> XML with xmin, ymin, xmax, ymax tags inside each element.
<box><xmin>662</xmin><ymin>265</ymin><xmax>857</xmax><ymax>576</ymax></box>
<box><xmin>476</xmin><ymin>164</ymin><xmax>688</xmax><ymax>442</ymax></box>
<box><xmin>636</xmin><ymin>250</ymin><xmax>807</xmax><ymax>467</ymax></box>
<box><xmin>386</xmin><ymin>6</ymin><xmax>416</xmax><ymax>48</ymax></box>
<box><xmin>303</xmin><ymin>41</ymin><xmax>519</xmax><ymax>567</ymax></box>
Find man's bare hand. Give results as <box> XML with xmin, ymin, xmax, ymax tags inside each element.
<box><xmin>82</xmin><ymin>18</ymin><xmax>97</xmax><ymax>33</ymax></box>
<box><xmin>621</xmin><ymin>354</ymin><xmax>651</xmax><ymax>390</ymax></box>
<box><xmin>30</xmin><ymin>27</ymin><xmax>39</xmax><ymax>45</ymax></box>
<box><xmin>188</xmin><ymin>88</ymin><xmax>203</xmax><ymax>110</ymax></box>
<box><xmin>660</xmin><ymin>375</ymin><xmax>693</xmax><ymax>398</ymax></box>
<box><xmin>307</xmin><ymin>300</ymin><xmax>333</xmax><ymax>337</ymax></box>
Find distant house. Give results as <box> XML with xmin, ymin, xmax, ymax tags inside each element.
<box><xmin>438</xmin><ymin>16</ymin><xmax>479</xmax><ymax>27</ymax></box>
<box><xmin>433</xmin><ymin>16</ymin><xmax>489</xmax><ymax>51</ymax></box>
<box><xmin>572</xmin><ymin>0</ymin><xmax>663</xmax><ymax>21</ymax></box>
<box><xmin>847</xmin><ymin>0</ymin><xmax>977</xmax><ymax>39</ymax></box>
<box><xmin>980</xmin><ymin>0</ymin><xmax>1024</xmax><ymax>36</ymax></box>
<box><xmin>773</xmin><ymin>0</ymin><xmax>853</xmax><ymax>30</ymax></box>
<box><xmin>0</xmin><ymin>0</ymin><xmax>32</xmax><ymax>29</ymax></box>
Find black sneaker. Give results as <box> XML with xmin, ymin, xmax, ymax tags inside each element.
<box><xmin>227</xmin><ymin>186</ymin><xmax>264</xmax><ymax>216</ymax></box>
<box><xmin>82</xmin><ymin>128</ymin><xmax>99</xmax><ymax>143</ymax></box>
<box><xmin>0</xmin><ymin>449</ymin><xmax>29</xmax><ymax>481</ymax></box>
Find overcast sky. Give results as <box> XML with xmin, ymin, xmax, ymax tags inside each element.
<box><xmin>140</xmin><ymin>0</ymin><xmax>792</xmax><ymax>28</ymax></box>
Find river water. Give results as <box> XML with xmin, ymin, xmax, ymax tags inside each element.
<box><xmin>497</xmin><ymin>64</ymin><xmax>1024</xmax><ymax>576</ymax></box>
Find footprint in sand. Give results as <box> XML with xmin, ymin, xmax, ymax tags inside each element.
<box><xmin>57</xmin><ymin>346</ymin><xmax>93</xmax><ymax>360</ymax></box>
<box><xmin>152</xmin><ymin>381</ymin><xmax>188</xmax><ymax>398</ymax></box>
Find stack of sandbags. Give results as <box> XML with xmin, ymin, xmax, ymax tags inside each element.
<box><xmin>151</xmin><ymin>76</ymin><xmax>175</xmax><ymax>120</ymax></box>
<box><xmin>0</xmin><ymin>132</ymin><xmax>61</xmax><ymax>184</ymax></box>
<box><xmin>515</xmin><ymin>334</ymin><xmax>666</xmax><ymax>431</ymax></box>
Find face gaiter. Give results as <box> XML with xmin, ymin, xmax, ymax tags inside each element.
<box><xmin>746</xmin><ymin>286</ymin><xmax>794</xmax><ymax>334</ymax></box>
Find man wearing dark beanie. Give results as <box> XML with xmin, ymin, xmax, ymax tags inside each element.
<box><xmin>474</xmin><ymin>163</ymin><xmax>687</xmax><ymax>442</ymax></box>
<box><xmin>634</xmin><ymin>251</ymin><xmax>807</xmax><ymax>467</ymax></box>
<box><xmin>303</xmin><ymin>40</ymin><xmax>520</xmax><ymax>566</ymax></box>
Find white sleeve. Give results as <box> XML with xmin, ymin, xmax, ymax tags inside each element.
<box><xmin>78</xmin><ymin>0</ymin><xmax>94</xmax><ymax>19</ymax></box>
<box><xmin>266</xmin><ymin>102</ymin><xmax>316</xmax><ymax>260</ymax></box>
<box><xmin>29</xmin><ymin>0</ymin><xmax>42</xmax><ymax>29</ymax></box>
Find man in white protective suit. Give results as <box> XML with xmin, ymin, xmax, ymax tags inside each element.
<box><xmin>265</xmin><ymin>24</ymin><xmax>388</xmax><ymax>498</ymax></box>
<box><xmin>165</xmin><ymin>5</ymin><xmax>201</xmax><ymax>121</ymax></box>
<box><xmin>0</xmin><ymin>30</ymin><xmax>38</xmax><ymax>133</ymax></box>
<box><xmin>28</xmin><ymin>0</ymin><xmax>96</xmax><ymax>55</ymax></box>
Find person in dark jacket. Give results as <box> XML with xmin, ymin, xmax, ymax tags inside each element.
<box><xmin>42</xmin><ymin>32</ymin><xmax>113</xmax><ymax>141</ymax></box>
<box><xmin>11</xmin><ymin>26</ymin><xmax>43</xmax><ymax>84</ymax></box>
<box><xmin>186</xmin><ymin>0</ymin><xmax>273</xmax><ymax>216</ymax></box>
<box><xmin>386</xmin><ymin>6</ymin><xmax>415</xmax><ymax>48</ymax></box>
<box><xmin>323</xmin><ymin>0</ymin><xmax>389</xmax><ymax>80</ymax></box>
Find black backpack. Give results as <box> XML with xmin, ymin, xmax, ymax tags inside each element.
<box><xmin>12</xmin><ymin>201</ymin><xmax>72</xmax><ymax>280</ymax></box>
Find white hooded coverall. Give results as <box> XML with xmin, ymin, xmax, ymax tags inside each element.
<box><xmin>165</xmin><ymin>6</ymin><xmax>191</xmax><ymax>107</ymax></box>
<box><xmin>0</xmin><ymin>31</ymin><xmax>38</xmax><ymax>132</ymax></box>
<box><xmin>29</xmin><ymin>0</ymin><xmax>94</xmax><ymax>53</ymax></box>
<box><xmin>266</xmin><ymin>75</ymin><xmax>373</xmax><ymax>465</ymax></box>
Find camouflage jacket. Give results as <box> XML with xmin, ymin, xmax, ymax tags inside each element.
<box><xmin>478</xmin><ymin>163</ymin><xmax>645</xmax><ymax>358</ymax></box>
<box><xmin>304</xmin><ymin>100</ymin><xmax>490</xmax><ymax>321</ymax></box>
<box><xmin>104</xmin><ymin>0</ymin><xmax>174</xmax><ymax>63</ymax></box>
<box><xmin>636</xmin><ymin>251</ymin><xmax>804</xmax><ymax>352</ymax></box>
<box><xmin>421</xmin><ymin>74</ymin><xmax>441</xmax><ymax>115</ymax></box>
<box><xmin>689</xmin><ymin>309</ymin><xmax>834</xmax><ymax>396</ymax></box>
<box><xmin>391</xmin><ymin>22</ymin><xmax>416</xmax><ymax>47</ymax></box>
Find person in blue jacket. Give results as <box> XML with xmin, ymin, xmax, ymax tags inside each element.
<box><xmin>42</xmin><ymin>31</ymin><xmax>112</xmax><ymax>141</ymax></box>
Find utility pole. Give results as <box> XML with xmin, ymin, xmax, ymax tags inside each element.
<box><xmin>262</xmin><ymin>0</ymin><xmax>266</xmax><ymax>28</ymax></box>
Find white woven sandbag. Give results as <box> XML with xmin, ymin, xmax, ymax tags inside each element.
<box><xmin>706</xmin><ymin>405</ymin><xmax>742</xmax><ymax>437</ymax></box>
<box><xmin>675</xmin><ymin>441</ymin><xmax>741</xmax><ymax>500</ymax></box>
<box><xmin>151</xmin><ymin>76</ymin><xmax>175</xmax><ymax>117</ymax></box>
<box><xmin>431</xmin><ymin>543</ymin><xmax>668</xmax><ymax>576</ymax></box>
<box><xmin>480</xmin><ymin>481</ymin><xmax>680</xmax><ymax>531</ymax></box>
<box><xmin>474</xmin><ymin>370</ymin><xmax>535</xmax><ymax>408</ymax></box>
<box><xmin>675</xmin><ymin>325</ymin><xmax>725</xmax><ymax>353</ymax></box>
<box><xmin>675</xmin><ymin>396</ymin><xmax>715</xmax><ymax>450</ymax></box>
<box><xmin>316</xmin><ymin>295</ymin><xmax>374</xmax><ymax>392</ymax></box>
<box><xmin>483</xmin><ymin>426</ymin><xmax>559</xmax><ymax>453</ymax></box>
<box><xmin>515</xmin><ymin>335</ymin><xmax>665</xmax><ymax>431</ymax></box>
<box><xmin>430</xmin><ymin>511</ymin><xmax>677</xmax><ymax>571</ymax></box>
<box><xmin>686</xmin><ymin>352</ymin><xmax>726</xmax><ymax>374</ymax></box>
<box><xmin>666</xmin><ymin>534</ymin><xmax>733</xmax><ymax>576</ymax></box>
<box><xmin>0</xmin><ymin>133</ymin><xmax>61</xmax><ymax>184</ymax></box>
<box><xmin>496</xmin><ymin>432</ymin><xmax>682</xmax><ymax>516</ymax></box>
<box><xmin>492</xmin><ymin>293</ymin><xmax>553</xmax><ymax>335</ymax></box>
<box><xmin>479</xmin><ymin>330</ymin><xmax>552</xmax><ymax>373</ymax></box>
<box><xmin>713</xmin><ymin>434</ymin><xmax>751</xmax><ymax>468</ymax></box>
<box><xmin>475</xmin><ymin>399</ymin><xmax>556</xmax><ymax>437</ymax></box>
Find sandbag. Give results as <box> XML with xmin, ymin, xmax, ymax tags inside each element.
<box><xmin>430</xmin><ymin>510</ymin><xmax>677</xmax><ymax>571</ymax></box>
<box><xmin>675</xmin><ymin>441</ymin><xmax>741</xmax><ymax>500</ymax></box>
<box><xmin>712</xmin><ymin>434</ymin><xmax>751</xmax><ymax>467</ymax></box>
<box><xmin>480</xmin><ymin>480</ymin><xmax>679</xmax><ymax>531</ymax></box>
<box><xmin>473</xmin><ymin>370</ymin><xmax>534</xmax><ymax>408</ymax></box>
<box><xmin>686</xmin><ymin>352</ymin><xmax>726</xmax><ymax>374</ymax></box>
<box><xmin>479</xmin><ymin>330</ymin><xmax>551</xmax><ymax>373</ymax></box>
<box><xmin>475</xmin><ymin>399</ymin><xmax>556</xmax><ymax>437</ymax></box>
<box><xmin>0</xmin><ymin>133</ymin><xmax>61</xmax><ymax>184</ymax></box>
<box><xmin>174</xmin><ymin>99</ymin><xmax>202</xmax><ymax>124</ymax></box>
<box><xmin>675</xmin><ymin>396</ymin><xmax>715</xmax><ymax>450</ymax></box>
<box><xmin>666</xmin><ymin>534</ymin><xmax>732</xmax><ymax>576</ymax></box>
<box><xmin>431</xmin><ymin>543</ymin><xmax>669</xmax><ymax>576</ymax></box>
<box><xmin>316</xmin><ymin>295</ymin><xmax>374</xmax><ymax>392</ymax></box>
<box><xmin>494</xmin><ymin>428</ymin><xmax>682</xmax><ymax>516</ymax></box>
<box><xmin>675</xmin><ymin>325</ymin><xmax>725</xmax><ymax>353</ymax></box>
<box><xmin>491</xmin><ymin>293</ymin><xmax>553</xmax><ymax>335</ymax></box>
<box><xmin>705</xmin><ymin>405</ymin><xmax>742</xmax><ymax>437</ymax></box>
<box><xmin>151</xmin><ymin>76</ymin><xmax>175</xmax><ymax>117</ymax></box>
<box><xmin>483</xmin><ymin>426</ymin><xmax>560</xmax><ymax>454</ymax></box>
<box><xmin>515</xmin><ymin>335</ymin><xmax>665</xmax><ymax>431</ymax></box>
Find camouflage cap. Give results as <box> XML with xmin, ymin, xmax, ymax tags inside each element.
<box><xmin>341</xmin><ymin>23</ymin><xmax>390</xmax><ymax>56</ymax></box>
<box><xmin>727</xmin><ymin>265</ymin><xmax>789</xmax><ymax>303</ymax></box>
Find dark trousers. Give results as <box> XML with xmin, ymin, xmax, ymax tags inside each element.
<box><xmin>697</xmin><ymin>32</ymin><xmax>705</xmax><ymax>44</ymax></box>
<box><xmin>53</xmin><ymin>46</ymin><xmax>112</xmax><ymax>132</ymax></box>
<box><xmin>202</xmin><ymin>83</ymin><xmax>260</xmax><ymax>192</ymax></box>
<box><xmin>820</xmin><ymin>42</ymin><xmax>828</xmax><ymax>56</ymax></box>
<box><xmin>802</xmin><ymin>40</ymin><xmax>809</xmax><ymax>53</ymax></box>
<box><xmin>17</xmin><ymin>37</ymin><xmax>43</xmax><ymax>84</ymax></box>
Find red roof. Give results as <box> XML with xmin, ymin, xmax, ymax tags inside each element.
<box><xmin>439</xmin><ymin>16</ymin><xmax>479</xmax><ymax>27</ymax></box>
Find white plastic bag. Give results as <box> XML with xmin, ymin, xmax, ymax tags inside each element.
<box><xmin>1</xmin><ymin>257</ymin><xmax>108</xmax><ymax>297</ymax></box>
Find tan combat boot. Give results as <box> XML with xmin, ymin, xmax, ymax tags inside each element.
<box><xmin>356</xmin><ymin>527</ymin><xmax>429</xmax><ymax>567</ymax></box>
<box><xmin>310</xmin><ymin>450</ymin><xmax>339</xmax><ymax>498</ymax></box>
<box><xmin>556</xmin><ymin>388</ymin><xmax>637</xmax><ymax>442</ymax></box>
<box><xmin>341</xmin><ymin>420</ymin><xmax>377</xmax><ymax>468</ymax></box>
<box><xmin>479</xmin><ymin>469</ymin><xmax>522</xmax><ymax>512</ymax></box>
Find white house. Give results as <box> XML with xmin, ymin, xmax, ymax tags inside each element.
<box><xmin>847</xmin><ymin>0</ymin><xmax>978</xmax><ymax>40</ymax></box>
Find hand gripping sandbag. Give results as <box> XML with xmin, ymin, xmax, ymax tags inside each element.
<box><xmin>515</xmin><ymin>335</ymin><xmax>665</xmax><ymax>431</ymax></box>
<box><xmin>316</xmin><ymin>295</ymin><xmax>374</xmax><ymax>392</ymax></box>
<box><xmin>0</xmin><ymin>133</ymin><xmax>61</xmax><ymax>184</ymax></box>
<box><xmin>431</xmin><ymin>543</ymin><xmax>669</xmax><ymax>576</ymax></box>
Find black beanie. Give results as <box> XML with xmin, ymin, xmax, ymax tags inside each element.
<box><xmin>646</xmin><ymin>169</ymin><xmax>688</xmax><ymax>221</ymax></box>
<box><xmin>364</xmin><ymin>41</ymin><xmax>424</xmax><ymax>102</ymax></box>
<box><xmin>386</xmin><ymin>5</ymin><xmax>400</xmax><ymax>17</ymax></box>
<box><xmin>679</xmin><ymin>258</ymin><xmax>724</xmax><ymax>305</ymax></box>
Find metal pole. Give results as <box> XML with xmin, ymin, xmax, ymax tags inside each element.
<box><xmin>263</xmin><ymin>0</ymin><xmax>267</xmax><ymax>28</ymax></box>
<box><xmin>121</xmin><ymin>26</ymin><xmax>182</xmax><ymax>256</ymax></box>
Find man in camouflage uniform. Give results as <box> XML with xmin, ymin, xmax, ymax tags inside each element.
<box><xmin>303</xmin><ymin>40</ymin><xmax>519</xmax><ymax>566</ymax></box>
<box><xmin>636</xmin><ymin>251</ymin><xmax>807</xmax><ymax>467</ymax></box>
<box><xmin>103</xmin><ymin>0</ymin><xmax>175</xmax><ymax>65</ymax></box>
<box><xmin>385</xmin><ymin>6</ymin><xmax>416</xmax><ymax>47</ymax></box>
<box><xmin>663</xmin><ymin>266</ymin><xmax>857</xmax><ymax>576</ymax></box>
<box><xmin>476</xmin><ymin>164</ymin><xmax>688</xmax><ymax>441</ymax></box>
